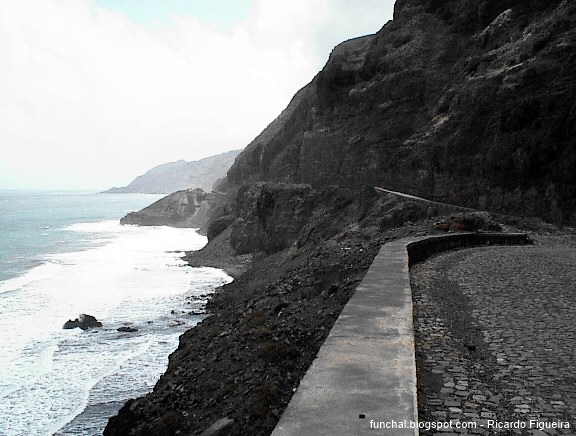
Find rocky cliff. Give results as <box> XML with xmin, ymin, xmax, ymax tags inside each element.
<box><xmin>108</xmin><ymin>183</ymin><xmax>503</xmax><ymax>436</ymax></box>
<box><xmin>105</xmin><ymin>1</ymin><xmax>575</xmax><ymax>435</ymax></box>
<box><xmin>223</xmin><ymin>0</ymin><xmax>575</xmax><ymax>223</ymax></box>
<box><xmin>107</xmin><ymin>150</ymin><xmax>241</xmax><ymax>194</ymax></box>
<box><xmin>120</xmin><ymin>188</ymin><xmax>215</xmax><ymax>231</ymax></box>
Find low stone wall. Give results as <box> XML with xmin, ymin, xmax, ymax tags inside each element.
<box><xmin>407</xmin><ymin>233</ymin><xmax>532</xmax><ymax>266</ymax></box>
<box><xmin>272</xmin><ymin>236</ymin><xmax>420</xmax><ymax>435</ymax></box>
<box><xmin>273</xmin><ymin>232</ymin><xmax>531</xmax><ymax>435</ymax></box>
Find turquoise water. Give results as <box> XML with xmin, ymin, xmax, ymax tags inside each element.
<box><xmin>0</xmin><ymin>191</ymin><xmax>232</xmax><ymax>436</ymax></box>
<box><xmin>0</xmin><ymin>190</ymin><xmax>163</xmax><ymax>282</ymax></box>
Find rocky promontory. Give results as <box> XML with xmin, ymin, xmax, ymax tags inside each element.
<box><xmin>120</xmin><ymin>188</ymin><xmax>221</xmax><ymax>233</ymax></box>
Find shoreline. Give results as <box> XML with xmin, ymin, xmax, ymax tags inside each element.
<box><xmin>183</xmin><ymin>227</ymin><xmax>253</xmax><ymax>279</ymax></box>
<box><xmin>0</xmin><ymin>213</ymin><xmax>214</xmax><ymax>435</ymax></box>
<box><xmin>105</xmin><ymin>195</ymin><xmax>572</xmax><ymax>435</ymax></box>
<box><xmin>105</xmin><ymin>219</ymin><xmax>435</xmax><ymax>435</ymax></box>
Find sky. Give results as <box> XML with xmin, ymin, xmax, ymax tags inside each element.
<box><xmin>0</xmin><ymin>0</ymin><xmax>396</xmax><ymax>190</ymax></box>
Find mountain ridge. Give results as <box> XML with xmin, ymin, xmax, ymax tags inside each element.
<box><xmin>107</xmin><ymin>150</ymin><xmax>242</xmax><ymax>194</ymax></box>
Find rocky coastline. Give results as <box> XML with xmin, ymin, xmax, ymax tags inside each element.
<box><xmin>105</xmin><ymin>183</ymin><xmax>561</xmax><ymax>436</ymax></box>
<box><xmin>120</xmin><ymin>188</ymin><xmax>213</xmax><ymax>231</ymax></box>
<box><xmin>105</xmin><ymin>0</ymin><xmax>576</xmax><ymax>434</ymax></box>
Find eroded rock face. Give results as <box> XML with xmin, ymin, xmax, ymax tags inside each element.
<box><xmin>120</xmin><ymin>188</ymin><xmax>212</xmax><ymax>230</ymax></box>
<box><xmin>232</xmin><ymin>184</ymin><xmax>385</xmax><ymax>251</ymax></box>
<box><xmin>225</xmin><ymin>0</ymin><xmax>576</xmax><ymax>223</ymax></box>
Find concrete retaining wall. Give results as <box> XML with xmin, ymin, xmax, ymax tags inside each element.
<box><xmin>272</xmin><ymin>232</ymin><xmax>531</xmax><ymax>435</ymax></box>
<box><xmin>407</xmin><ymin>233</ymin><xmax>532</xmax><ymax>266</ymax></box>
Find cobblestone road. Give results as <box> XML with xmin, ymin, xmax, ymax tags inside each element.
<box><xmin>411</xmin><ymin>237</ymin><xmax>576</xmax><ymax>436</ymax></box>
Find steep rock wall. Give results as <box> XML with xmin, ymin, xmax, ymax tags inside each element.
<box><xmin>224</xmin><ymin>0</ymin><xmax>576</xmax><ymax>223</ymax></box>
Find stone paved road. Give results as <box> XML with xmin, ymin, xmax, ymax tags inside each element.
<box><xmin>411</xmin><ymin>237</ymin><xmax>576</xmax><ymax>436</ymax></box>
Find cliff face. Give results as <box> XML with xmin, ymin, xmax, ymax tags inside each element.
<box><xmin>222</xmin><ymin>182</ymin><xmax>471</xmax><ymax>256</ymax></box>
<box><xmin>225</xmin><ymin>0</ymin><xmax>575</xmax><ymax>223</ymax></box>
<box><xmin>120</xmin><ymin>188</ymin><xmax>213</xmax><ymax>230</ymax></box>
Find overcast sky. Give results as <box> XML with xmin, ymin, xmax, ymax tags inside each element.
<box><xmin>0</xmin><ymin>0</ymin><xmax>396</xmax><ymax>190</ymax></box>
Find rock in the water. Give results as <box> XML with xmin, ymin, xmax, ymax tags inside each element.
<box><xmin>117</xmin><ymin>326</ymin><xmax>138</xmax><ymax>333</ymax></box>
<box><xmin>63</xmin><ymin>314</ymin><xmax>102</xmax><ymax>330</ymax></box>
<box><xmin>63</xmin><ymin>319</ymin><xmax>80</xmax><ymax>329</ymax></box>
<box><xmin>78</xmin><ymin>314</ymin><xmax>103</xmax><ymax>329</ymax></box>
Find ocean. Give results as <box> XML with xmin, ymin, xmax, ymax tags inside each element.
<box><xmin>0</xmin><ymin>190</ymin><xmax>232</xmax><ymax>436</ymax></box>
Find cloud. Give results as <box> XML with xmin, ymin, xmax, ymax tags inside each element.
<box><xmin>0</xmin><ymin>0</ymin><xmax>394</xmax><ymax>190</ymax></box>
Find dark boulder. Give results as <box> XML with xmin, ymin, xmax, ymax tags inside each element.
<box><xmin>63</xmin><ymin>314</ymin><xmax>103</xmax><ymax>330</ymax></box>
<box><xmin>117</xmin><ymin>326</ymin><xmax>139</xmax><ymax>333</ymax></box>
<box><xmin>63</xmin><ymin>319</ymin><xmax>80</xmax><ymax>329</ymax></box>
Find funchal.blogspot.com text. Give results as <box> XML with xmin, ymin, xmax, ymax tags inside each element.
<box><xmin>369</xmin><ymin>419</ymin><xmax>571</xmax><ymax>431</ymax></box>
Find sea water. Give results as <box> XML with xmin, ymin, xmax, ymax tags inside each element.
<box><xmin>0</xmin><ymin>191</ymin><xmax>232</xmax><ymax>436</ymax></box>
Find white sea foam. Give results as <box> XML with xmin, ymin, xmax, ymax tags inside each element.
<box><xmin>0</xmin><ymin>221</ymin><xmax>232</xmax><ymax>436</ymax></box>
